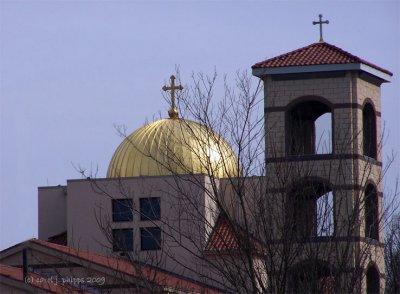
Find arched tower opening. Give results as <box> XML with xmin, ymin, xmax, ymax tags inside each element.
<box><xmin>288</xmin><ymin>99</ymin><xmax>332</xmax><ymax>156</ymax></box>
<box><xmin>365</xmin><ymin>183</ymin><xmax>379</xmax><ymax>241</ymax></box>
<box><xmin>363</xmin><ymin>103</ymin><xmax>377</xmax><ymax>159</ymax></box>
<box><xmin>287</xmin><ymin>179</ymin><xmax>334</xmax><ymax>237</ymax></box>
<box><xmin>366</xmin><ymin>264</ymin><xmax>380</xmax><ymax>294</ymax></box>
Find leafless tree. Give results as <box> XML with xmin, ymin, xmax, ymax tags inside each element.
<box><xmin>385</xmin><ymin>214</ymin><xmax>400</xmax><ymax>294</ymax></box>
<box><xmin>80</xmin><ymin>70</ymin><xmax>398</xmax><ymax>294</ymax></box>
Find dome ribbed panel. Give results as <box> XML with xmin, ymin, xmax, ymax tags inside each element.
<box><xmin>107</xmin><ymin>118</ymin><xmax>238</xmax><ymax>178</ymax></box>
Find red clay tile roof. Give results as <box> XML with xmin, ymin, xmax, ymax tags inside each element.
<box><xmin>205</xmin><ymin>215</ymin><xmax>263</xmax><ymax>253</ymax></box>
<box><xmin>30</xmin><ymin>239</ymin><xmax>222</xmax><ymax>293</ymax></box>
<box><xmin>206</xmin><ymin>216</ymin><xmax>239</xmax><ymax>252</ymax></box>
<box><xmin>0</xmin><ymin>264</ymin><xmax>89</xmax><ymax>294</ymax></box>
<box><xmin>252</xmin><ymin>42</ymin><xmax>392</xmax><ymax>76</ymax></box>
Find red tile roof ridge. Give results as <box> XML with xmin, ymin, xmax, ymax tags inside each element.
<box><xmin>205</xmin><ymin>216</ymin><xmax>239</xmax><ymax>252</ymax></box>
<box><xmin>252</xmin><ymin>41</ymin><xmax>393</xmax><ymax>76</ymax></box>
<box><xmin>30</xmin><ymin>239</ymin><xmax>223</xmax><ymax>293</ymax></box>
<box><xmin>205</xmin><ymin>214</ymin><xmax>264</xmax><ymax>254</ymax></box>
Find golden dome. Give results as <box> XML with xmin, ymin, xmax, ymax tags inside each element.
<box><xmin>107</xmin><ymin>118</ymin><xmax>238</xmax><ymax>178</ymax></box>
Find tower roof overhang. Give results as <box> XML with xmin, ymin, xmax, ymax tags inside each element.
<box><xmin>252</xmin><ymin>62</ymin><xmax>392</xmax><ymax>82</ymax></box>
<box><xmin>252</xmin><ymin>42</ymin><xmax>392</xmax><ymax>82</ymax></box>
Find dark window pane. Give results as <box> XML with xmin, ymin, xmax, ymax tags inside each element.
<box><xmin>140</xmin><ymin>198</ymin><xmax>160</xmax><ymax>221</ymax></box>
<box><xmin>141</xmin><ymin>227</ymin><xmax>161</xmax><ymax>250</ymax></box>
<box><xmin>112</xmin><ymin>199</ymin><xmax>133</xmax><ymax>222</ymax></box>
<box><xmin>112</xmin><ymin>229</ymin><xmax>133</xmax><ymax>252</ymax></box>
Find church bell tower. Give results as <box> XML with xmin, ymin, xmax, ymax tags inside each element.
<box><xmin>252</xmin><ymin>20</ymin><xmax>392</xmax><ymax>293</ymax></box>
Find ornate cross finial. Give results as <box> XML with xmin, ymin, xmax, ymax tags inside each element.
<box><xmin>162</xmin><ymin>75</ymin><xmax>183</xmax><ymax>119</ymax></box>
<box><xmin>313</xmin><ymin>14</ymin><xmax>329</xmax><ymax>42</ymax></box>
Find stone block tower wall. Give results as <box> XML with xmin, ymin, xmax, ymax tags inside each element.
<box><xmin>252</xmin><ymin>42</ymin><xmax>392</xmax><ymax>293</ymax></box>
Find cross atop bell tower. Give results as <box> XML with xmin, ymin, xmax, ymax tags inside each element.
<box><xmin>312</xmin><ymin>14</ymin><xmax>329</xmax><ymax>42</ymax></box>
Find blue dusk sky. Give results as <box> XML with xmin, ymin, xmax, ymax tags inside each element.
<box><xmin>1</xmin><ymin>0</ymin><xmax>399</xmax><ymax>250</ymax></box>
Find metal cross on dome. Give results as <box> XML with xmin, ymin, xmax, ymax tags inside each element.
<box><xmin>313</xmin><ymin>14</ymin><xmax>329</xmax><ymax>42</ymax></box>
<box><xmin>163</xmin><ymin>75</ymin><xmax>183</xmax><ymax>119</ymax></box>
